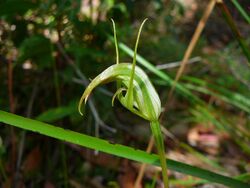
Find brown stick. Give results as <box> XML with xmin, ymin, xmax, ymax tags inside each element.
<box><xmin>165</xmin><ymin>0</ymin><xmax>217</xmax><ymax>110</ymax></box>
<box><xmin>134</xmin><ymin>136</ymin><xmax>154</xmax><ymax>188</ymax></box>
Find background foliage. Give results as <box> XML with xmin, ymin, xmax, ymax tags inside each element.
<box><xmin>0</xmin><ymin>0</ymin><xmax>249</xmax><ymax>187</ymax></box>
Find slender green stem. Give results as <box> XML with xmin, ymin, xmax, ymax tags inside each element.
<box><xmin>150</xmin><ymin>172</ymin><xmax>158</xmax><ymax>188</ymax></box>
<box><xmin>217</xmin><ymin>3</ymin><xmax>250</xmax><ymax>63</ymax></box>
<box><xmin>150</xmin><ymin>121</ymin><xmax>169</xmax><ymax>188</ymax></box>
<box><xmin>231</xmin><ymin>0</ymin><xmax>250</xmax><ymax>24</ymax></box>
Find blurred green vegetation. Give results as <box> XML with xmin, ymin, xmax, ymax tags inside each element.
<box><xmin>0</xmin><ymin>0</ymin><xmax>249</xmax><ymax>187</ymax></box>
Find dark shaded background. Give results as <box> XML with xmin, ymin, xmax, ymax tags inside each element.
<box><xmin>0</xmin><ymin>0</ymin><xmax>250</xmax><ymax>187</ymax></box>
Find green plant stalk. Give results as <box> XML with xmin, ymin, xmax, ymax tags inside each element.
<box><xmin>0</xmin><ymin>110</ymin><xmax>249</xmax><ymax>188</ymax></box>
<box><xmin>217</xmin><ymin>3</ymin><xmax>250</xmax><ymax>63</ymax></box>
<box><xmin>150</xmin><ymin>121</ymin><xmax>169</xmax><ymax>187</ymax></box>
<box><xmin>82</xmin><ymin>20</ymin><xmax>168</xmax><ymax>186</ymax></box>
<box><xmin>231</xmin><ymin>0</ymin><xmax>250</xmax><ymax>24</ymax></box>
<box><xmin>150</xmin><ymin>172</ymin><xmax>158</xmax><ymax>188</ymax></box>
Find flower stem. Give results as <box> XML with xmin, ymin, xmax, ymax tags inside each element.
<box><xmin>150</xmin><ymin>121</ymin><xmax>169</xmax><ymax>188</ymax></box>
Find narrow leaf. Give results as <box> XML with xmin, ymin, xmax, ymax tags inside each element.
<box><xmin>0</xmin><ymin>110</ymin><xmax>249</xmax><ymax>188</ymax></box>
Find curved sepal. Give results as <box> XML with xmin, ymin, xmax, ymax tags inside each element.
<box><xmin>78</xmin><ymin>63</ymin><xmax>161</xmax><ymax>121</ymax></box>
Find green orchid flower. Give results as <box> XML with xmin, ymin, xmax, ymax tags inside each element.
<box><xmin>78</xmin><ymin>19</ymin><xmax>169</xmax><ymax>188</ymax></box>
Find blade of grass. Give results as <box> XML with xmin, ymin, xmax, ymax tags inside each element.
<box><xmin>181</xmin><ymin>75</ymin><xmax>250</xmax><ymax>112</ymax></box>
<box><xmin>184</xmin><ymin>83</ymin><xmax>250</xmax><ymax>113</ymax></box>
<box><xmin>116</xmin><ymin>41</ymin><xmax>199</xmax><ymax>103</ymax></box>
<box><xmin>170</xmin><ymin>178</ymin><xmax>208</xmax><ymax>186</ymax></box>
<box><xmin>231</xmin><ymin>0</ymin><xmax>250</xmax><ymax>24</ymax></box>
<box><xmin>153</xmin><ymin>77</ymin><xmax>250</xmax><ymax>114</ymax></box>
<box><xmin>217</xmin><ymin>2</ymin><xmax>250</xmax><ymax>63</ymax></box>
<box><xmin>0</xmin><ymin>111</ymin><xmax>249</xmax><ymax>187</ymax></box>
<box><xmin>170</xmin><ymin>173</ymin><xmax>250</xmax><ymax>187</ymax></box>
<box><xmin>36</xmin><ymin>102</ymin><xmax>77</xmax><ymax>123</ymax></box>
<box><xmin>180</xmin><ymin>143</ymin><xmax>226</xmax><ymax>172</ymax></box>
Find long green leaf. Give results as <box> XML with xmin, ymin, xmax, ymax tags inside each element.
<box><xmin>184</xmin><ymin>83</ymin><xmax>250</xmax><ymax>113</ymax></box>
<box><xmin>0</xmin><ymin>110</ymin><xmax>249</xmax><ymax>188</ymax></box>
<box><xmin>217</xmin><ymin>3</ymin><xmax>250</xmax><ymax>63</ymax></box>
<box><xmin>36</xmin><ymin>102</ymin><xmax>76</xmax><ymax>123</ymax></box>
<box><xmin>153</xmin><ymin>77</ymin><xmax>250</xmax><ymax>114</ymax></box>
<box><xmin>117</xmin><ymin>41</ymin><xmax>200</xmax><ymax>103</ymax></box>
<box><xmin>182</xmin><ymin>76</ymin><xmax>250</xmax><ymax>112</ymax></box>
<box><xmin>231</xmin><ymin>0</ymin><xmax>250</xmax><ymax>24</ymax></box>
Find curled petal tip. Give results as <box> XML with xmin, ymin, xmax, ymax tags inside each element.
<box><xmin>78</xmin><ymin>101</ymin><xmax>86</xmax><ymax>116</ymax></box>
<box><xmin>78</xmin><ymin>104</ymin><xmax>83</xmax><ymax>116</ymax></box>
<box><xmin>112</xmin><ymin>87</ymin><xmax>126</xmax><ymax>107</ymax></box>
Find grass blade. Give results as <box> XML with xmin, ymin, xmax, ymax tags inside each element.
<box><xmin>117</xmin><ymin>41</ymin><xmax>199</xmax><ymax>103</ymax></box>
<box><xmin>0</xmin><ymin>110</ymin><xmax>249</xmax><ymax>188</ymax></box>
<box><xmin>36</xmin><ymin>103</ymin><xmax>76</xmax><ymax>123</ymax></box>
<box><xmin>184</xmin><ymin>83</ymin><xmax>250</xmax><ymax>113</ymax></box>
<box><xmin>217</xmin><ymin>2</ymin><xmax>250</xmax><ymax>63</ymax></box>
<box><xmin>231</xmin><ymin>0</ymin><xmax>250</xmax><ymax>24</ymax></box>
